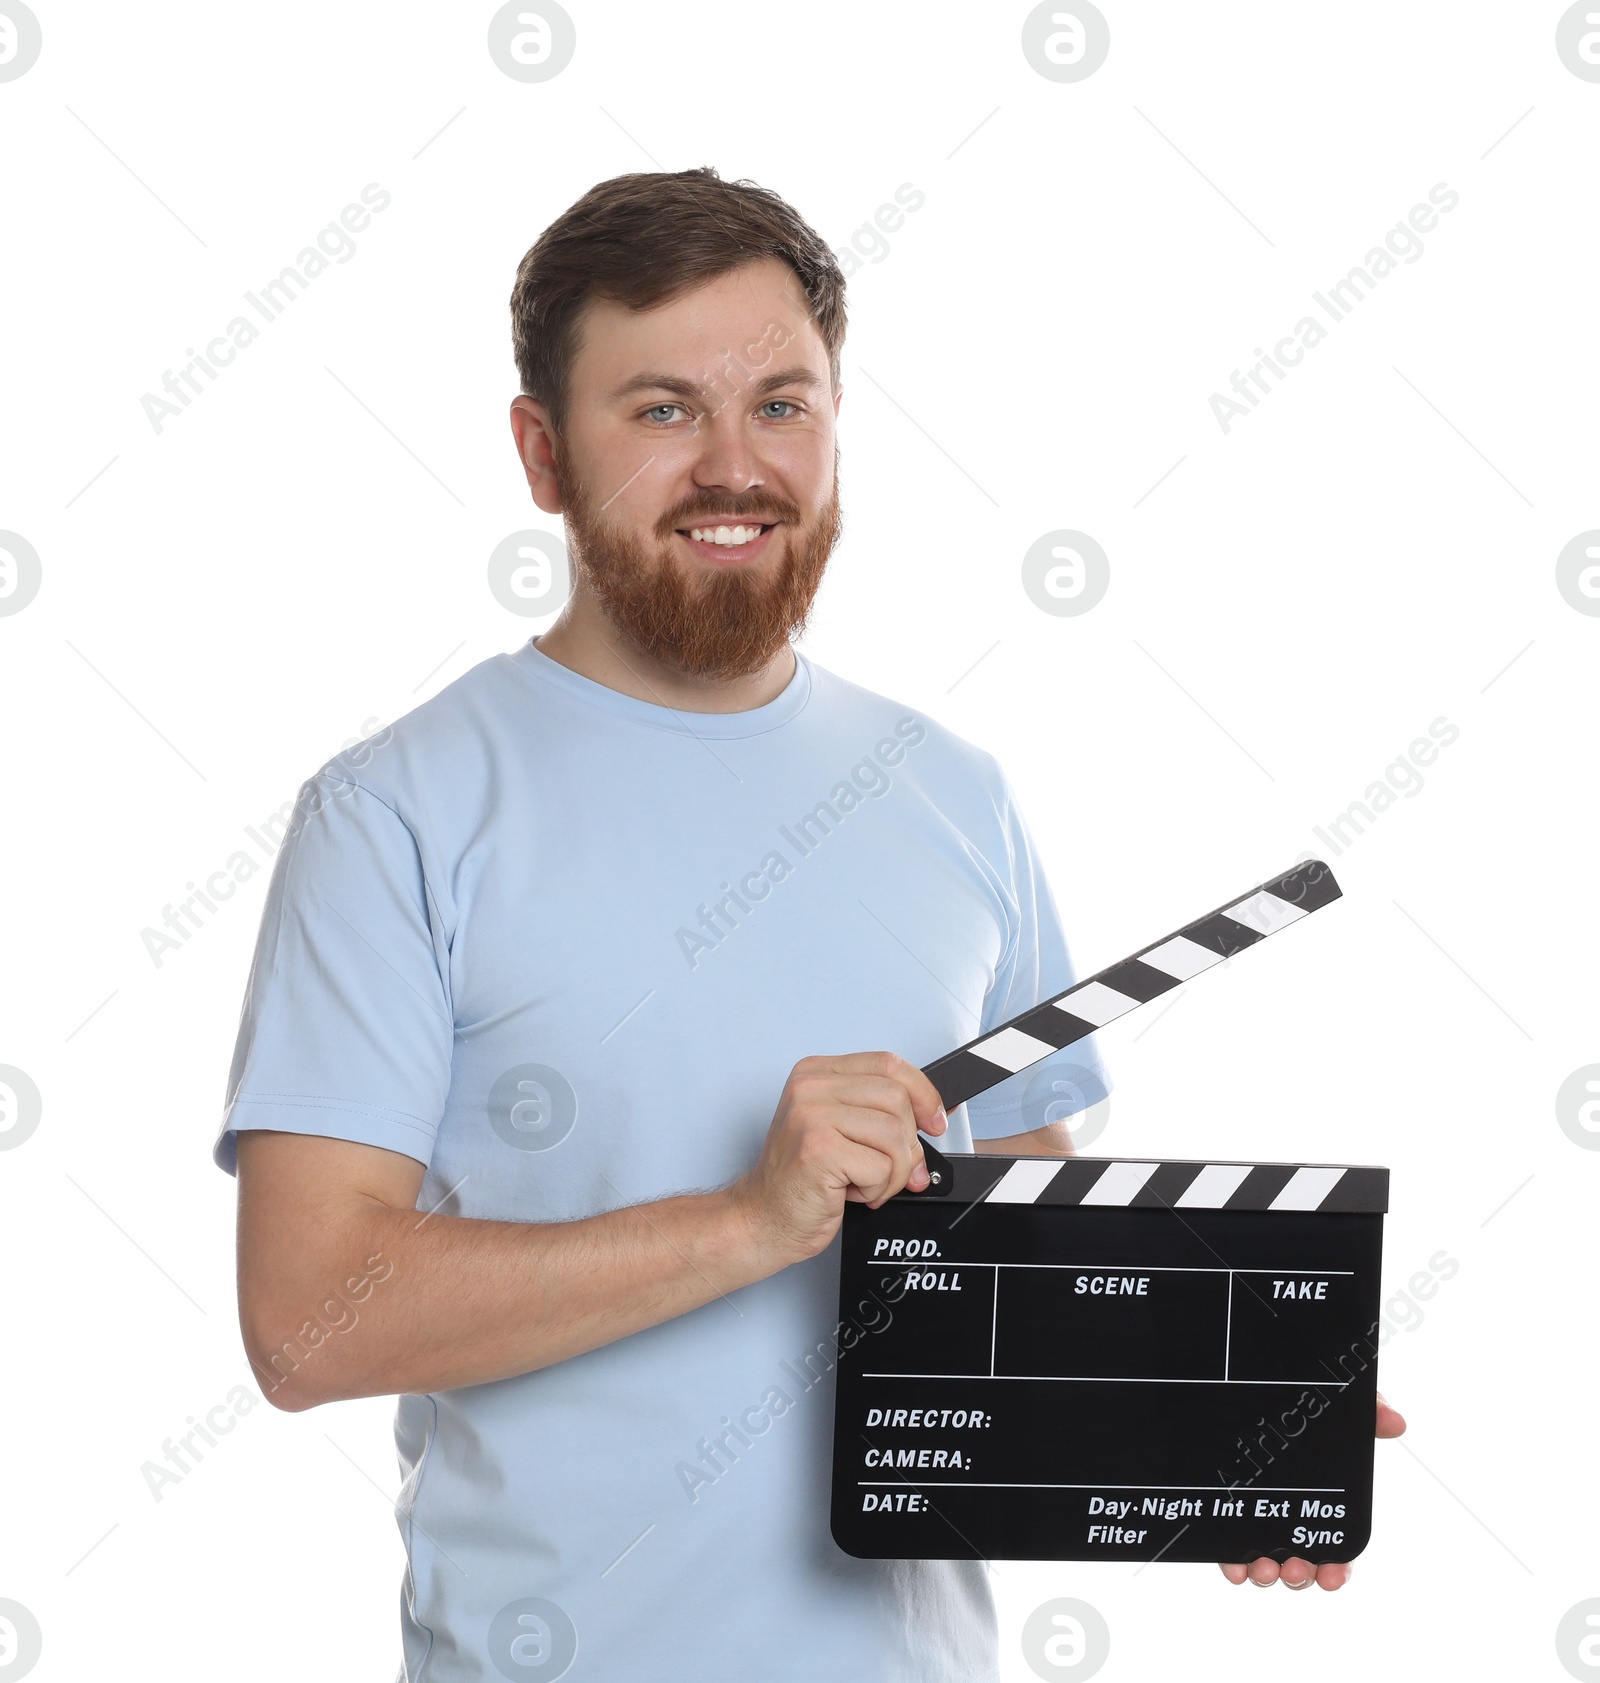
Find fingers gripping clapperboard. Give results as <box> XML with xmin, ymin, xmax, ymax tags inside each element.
<box><xmin>829</xmin><ymin>860</ymin><xmax>1388</xmax><ymax>1566</ymax></box>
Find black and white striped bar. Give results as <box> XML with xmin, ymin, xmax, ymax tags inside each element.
<box><xmin>925</xmin><ymin>1151</ymin><xmax>1388</xmax><ymax>1213</ymax></box>
<box><xmin>923</xmin><ymin>859</ymin><xmax>1342</xmax><ymax>1113</ymax></box>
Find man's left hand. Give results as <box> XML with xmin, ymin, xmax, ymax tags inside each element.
<box><xmin>1217</xmin><ymin>1392</ymin><xmax>1405</xmax><ymax>1590</ymax></box>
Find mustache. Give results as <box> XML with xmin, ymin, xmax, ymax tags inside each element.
<box><xmin>660</xmin><ymin>504</ymin><xmax>798</xmax><ymax>533</ymax></box>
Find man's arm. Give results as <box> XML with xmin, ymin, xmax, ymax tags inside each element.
<box><xmin>236</xmin><ymin>1130</ymin><xmax>767</xmax><ymax>1411</ymax></box>
<box><xmin>969</xmin><ymin>1098</ymin><xmax>1103</xmax><ymax>1156</ymax></box>
<box><xmin>234</xmin><ymin>1050</ymin><xmax>948</xmax><ymax>1412</ymax></box>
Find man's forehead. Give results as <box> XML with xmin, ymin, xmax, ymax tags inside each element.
<box><xmin>572</xmin><ymin>260</ymin><xmax>826</xmax><ymax>395</ymax></box>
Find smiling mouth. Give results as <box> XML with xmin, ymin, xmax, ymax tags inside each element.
<box><xmin>674</xmin><ymin>521</ymin><xmax>777</xmax><ymax>547</ymax></box>
<box><xmin>671</xmin><ymin>521</ymin><xmax>781</xmax><ymax>564</ymax></box>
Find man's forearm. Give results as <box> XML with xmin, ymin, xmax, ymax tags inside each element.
<box><xmin>248</xmin><ymin>1187</ymin><xmax>772</xmax><ymax>1409</ymax></box>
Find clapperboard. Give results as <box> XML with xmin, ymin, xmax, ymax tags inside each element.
<box><xmin>830</xmin><ymin>860</ymin><xmax>1388</xmax><ymax>1566</ymax></box>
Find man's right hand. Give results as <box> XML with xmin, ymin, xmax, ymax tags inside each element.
<box><xmin>729</xmin><ymin>1051</ymin><xmax>949</xmax><ymax>1267</ymax></box>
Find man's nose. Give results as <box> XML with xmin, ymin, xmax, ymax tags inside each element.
<box><xmin>688</xmin><ymin>410</ymin><xmax>765</xmax><ymax>493</ymax></box>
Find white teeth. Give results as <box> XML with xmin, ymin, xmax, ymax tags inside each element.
<box><xmin>688</xmin><ymin>524</ymin><xmax>765</xmax><ymax>546</ymax></box>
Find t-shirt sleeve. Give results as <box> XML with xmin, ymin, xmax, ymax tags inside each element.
<box><xmin>961</xmin><ymin>770</ymin><xmax>1113</xmax><ymax>1141</ymax></box>
<box><xmin>211</xmin><ymin>771</ymin><xmax>454</xmax><ymax>1177</ymax></box>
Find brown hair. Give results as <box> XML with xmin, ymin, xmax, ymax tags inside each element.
<box><xmin>509</xmin><ymin>167</ymin><xmax>847</xmax><ymax>436</ymax></box>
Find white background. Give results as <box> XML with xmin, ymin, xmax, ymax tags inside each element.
<box><xmin>1</xmin><ymin>2</ymin><xmax>1596</xmax><ymax>1679</ymax></box>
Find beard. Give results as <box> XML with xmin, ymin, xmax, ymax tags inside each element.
<box><xmin>551</xmin><ymin>439</ymin><xmax>842</xmax><ymax>683</ymax></box>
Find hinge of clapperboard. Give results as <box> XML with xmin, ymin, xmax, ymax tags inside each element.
<box><xmin>907</xmin><ymin>859</ymin><xmax>1344</xmax><ymax>1195</ymax></box>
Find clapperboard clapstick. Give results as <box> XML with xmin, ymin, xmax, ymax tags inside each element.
<box><xmin>910</xmin><ymin>858</ymin><xmax>1343</xmax><ymax>1192</ymax></box>
<box><xmin>830</xmin><ymin>855</ymin><xmax>1390</xmax><ymax>1567</ymax></box>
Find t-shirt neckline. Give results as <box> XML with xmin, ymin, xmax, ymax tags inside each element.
<box><xmin>509</xmin><ymin>635</ymin><xmax>813</xmax><ymax>739</ymax></box>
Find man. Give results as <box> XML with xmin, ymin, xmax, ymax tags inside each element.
<box><xmin>219</xmin><ymin>167</ymin><xmax>1399</xmax><ymax>1682</ymax></box>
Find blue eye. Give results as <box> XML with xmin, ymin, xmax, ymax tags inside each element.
<box><xmin>761</xmin><ymin>401</ymin><xmax>799</xmax><ymax>418</ymax></box>
<box><xmin>643</xmin><ymin>403</ymin><xmax>686</xmax><ymax>425</ymax></box>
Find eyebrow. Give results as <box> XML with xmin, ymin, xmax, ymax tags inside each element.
<box><xmin>607</xmin><ymin>364</ymin><xmax>825</xmax><ymax>404</ymax></box>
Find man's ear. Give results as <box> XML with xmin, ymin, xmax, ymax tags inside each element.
<box><xmin>510</xmin><ymin>396</ymin><xmax>563</xmax><ymax>516</ymax></box>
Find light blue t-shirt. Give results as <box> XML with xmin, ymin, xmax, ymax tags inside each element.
<box><xmin>214</xmin><ymin>636</ymin><xmax>1111</xmax><ymax>1683</ymax></box>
